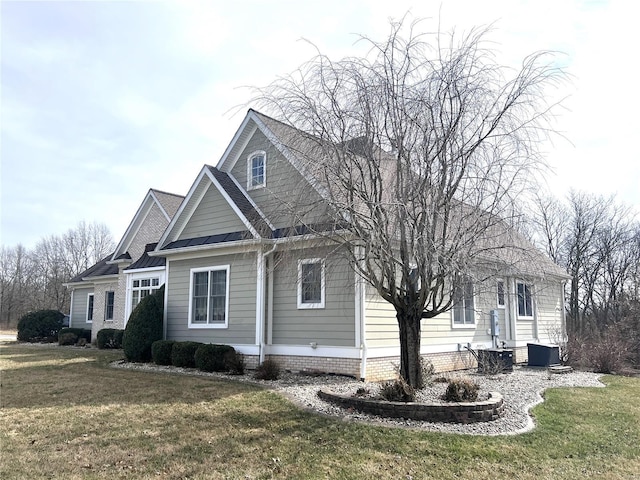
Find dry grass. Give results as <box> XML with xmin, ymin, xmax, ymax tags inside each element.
<box><xmin>1</xmin><ymin>343</ymin><xmax>639</xmax><ymax>479</ymax></box>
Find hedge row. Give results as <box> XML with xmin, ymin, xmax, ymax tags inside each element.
<box><xmin>96</xmin><ymin>328</ymin><xmax>124</xmax><ymax>349</ymax></box>
<box><xmin>151</xmin><ymin>340</ymin><xmax>244</xmax><ymax>375</ymax></box>
<box><xmin>17</xmin><ymin>310</ymin><xmax>65</xmax><ymax>342</ymax></box>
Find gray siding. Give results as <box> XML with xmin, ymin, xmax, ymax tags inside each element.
<box><xmin>230</xmin><ymin>130</ymin><xmax>327</xmax><ymax>229</ymax></box>
<box><xmin>70</xmin><ymin>287</ymin><xmax>93</xmax><ymax>329</ymax></box>
<box><xmin>271</xmin><ymin>247</ymin><xmax>355</xmax><ymax>347</ymax></box>
<box><xmin>166</xmin><ymin>253</ymin><xmax>257</xmax><ymax>344</ymax></box>
<box><xmin>178</xmin><ymin>184</ymin><xmax>248</xmax><ymax>240</ymax></box>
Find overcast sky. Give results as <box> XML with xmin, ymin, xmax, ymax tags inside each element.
<box><xmin>1</xmin><ymin>0</ymin><xmax>638</xmax><ymax>249</ymax></box>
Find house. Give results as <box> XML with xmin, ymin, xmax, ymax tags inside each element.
<box><xmin>65</xmin><ymin>189</ymin><xmax>184</xmax><ymax>337</ymax></box>
<box><xmin>140</xmin><ymin>109</ymin><xmax>569</xmax><ymax>380</ymax></box>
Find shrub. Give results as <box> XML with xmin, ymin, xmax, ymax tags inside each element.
<box><xmin>588</xmin><ymin>329</ymin><xmax>631</xmax><ymax>374</ymax></box>
<box><xmin>419</xmin><ymin>356</ymin><xmax>436</xmax><ymax>388</ymax></box>
<box><xmin>122</xmin><ymin>286</ymin><xmax>164</xmax><ymax>362</ymax></box>
<box><xmin>58</xmin><ymin>332</ymin><xmax>78</xmax><ymax>346</ymax></box>
<box><xmin>58</xmin><ymin>328</ymin><xmax>91</xmax><ymax>344</ymax></box>
<box><xmin>379</xmin><ymin>378</ymin><xmax>416</xmax><ymax>402</ymax></box>
<box><xmin>195</xmin><ymin>344</ymin><xmax>236</xmax><ymax>372</ymax></box>
<box><xmin>444</xmin><ymin>377</ymin><xmax>479</xmax><ymax>402</ymax></box>
<box><xmin>96</xmin><ymin>329</ymin><xmax>124</xmax><ymax>349</ymax></box>
<box><xmin>254</xmin><ymin>358</ymin><xmax>280</xmax><ymax>380</ymax></box>
<box><xmin>224</xmin><ymin>350</ymin><xmax>245</xmax><ymax>375</ymax></box>
<box><xmin>171</xmin><ymin>341</ymin><xmax>202</xmax><ymax>368</ymax></box>
<box><xmin>17</xmin><ymin>310</ymin><xmax>65</xmax><ymax>342</ymax></box>
<box><xmin>151</xmin><ymin>340</ymin><xmax>176</xmax><ymax>366</ymax></box>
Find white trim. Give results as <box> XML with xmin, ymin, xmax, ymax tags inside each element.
<box><xmin>124</xmin><ymin>271</ymin><xmax>164</xmax><ymax>323</ymax></box>
<box><xmin>83</xmin><ymin>275</ymin><xmax>119</xmax><ymax>283</ymax></box>
<box><xmin>148</xmin><ymin>189</ymin><xmax>173</xmax><ymax>223</ymax></box>
<box><xmin>124</xmin><ymin>266</ymin><xmax>166</xmax><ymax>275</ymax></box>
<box><xmin>187</xmin><ymin>265</ymin><xmax>230</xmax><ymax>329</ymax></box>
<box><xmin>227</xmin><ymin>174</ymin><xmax>275</xmax><ymax>230</ymax></box>
<box><xmin>264</xmin><ymin>344</ymin><xmax>361</xmax><ymax>359</ymax></box>
<box><xmin>86</xmin><ymin>293</ymin><xmax>94</xmax><ymax>323</ymax></box>
<box><xmin>204</xmin><ymin>168</ymin><xmax>260</xmax><ymax>238</ymax></box>
<box><xmin>151</xmin><ymin>240</ymin><xmax>263</xmax><ymax>261</ymax></box>
<box><xmin>163</xmin><ymin>260</ymin><xmax>170</xmax><ymax>340</ymax></box>
<box><xmin>104</xmin><ymin>291</ymin><xmax>115</xmax><ymax>321</ymax></box>
<box><xmin>247</xmin><ymin>150</ymin><xmax>266</xmax><ymax>191</ymax></box>
<box><xmin>229</xmin><ymin>344</ymin><xmax>260</xmax><ymax>356</ymax></box>
<box><xmin>297</xmin><ymin>258</ymin><xmax>325</xmax><ymax>309</ymax></box>
<box><xmin>69</xmin><ymin>290</ymin><xmax>75</xmax><ymax>327</ymax></box>
<box><xmin>255</xmin><ymin>252</ymin><xmax>264</xmax><ymax>349</ymax></box>
<box><xmin>216</xmin><ymin>115</ymin><xmax>256</xmax><ymax>171</ymax></box>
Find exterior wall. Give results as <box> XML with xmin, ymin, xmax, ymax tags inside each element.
<box><xmin>230</xmin><ymin>129</ymin><xmax>327</xmax><ymax>229</ymax></box>
<box><xmin>113</xmin><ymin>265</ymin><xmax>129</xmax><ymax>328</ymax></box>
<box><xmin>70</xmin><ymin>287</ymin><xmax>93</xmax><ymax>330</ymax></box>
<box><xmin>178</xmin><ymin>184</ymin><xmax>247</xmax><ymax>240</ymax></box>
<box><xmin>271</xmin><ymin>246</ymin><xmax>356</xmax><ymax>347</ymax></box>
<box><xmin>166</xmin><ymin>252</ymin><xmax>257</xmax><ymax>344</ymax></box>
<box><xmin>533</xmin><ymin>281</ymin><xmax>564</xmax><ymax>344</ymax></box>
<box><xmin>127</xmin><ymin>203</ymin><xmax>171</xmax><ymax>261</ymax></box>
<box><xmin>267</xmin><ymin>354</ymin><xmax>360</xmax><ymax>378</ymax></box>
<box><xmin>91</xmin><ymin>280</ymin><xmax>119</xmax><ymax>338</ymax></box>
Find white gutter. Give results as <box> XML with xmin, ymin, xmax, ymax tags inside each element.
<box><xmin>148</xmin><ymin>239</ymin><xmax>264</xmax><ymax>257</ymax></box>
<box><xmin>258</xmin><ymin>243</ymin><xmax>278</xmax><ymax>364</ymax></box>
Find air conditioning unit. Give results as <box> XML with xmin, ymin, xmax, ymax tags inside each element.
<box><xmin>477</xmin><ymin>348</ymin><xmax>513</xmax><ymax>373</ymax></box>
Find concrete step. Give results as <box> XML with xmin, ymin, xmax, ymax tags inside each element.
<box><xmin>548</xmin><ymin>365</ymin><xmax>573</xmax><ymax>374</ymax></box>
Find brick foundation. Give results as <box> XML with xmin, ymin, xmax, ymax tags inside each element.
<box><xmin>267</xmin><ymin>354</ymin><xmax>361</xmax><ymax>378</ymax></box>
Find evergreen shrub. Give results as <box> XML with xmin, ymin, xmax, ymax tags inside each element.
<box><xmin>122</xmin><ymin>286</ymin><xmax>164</xmax><ymax>362</ymax></box>
<box><xmin>194</xmin><ymin>344</ymin><xmax>236</xmax><ymax>372</ymax></box>
<box><xmin>58</xmin><ymin>328</ymin><xmax>91</xmax><ymax>344</ymax></box>
<box><xmin>96</xmin><ymin>328</ymin><xmax>124</xmax><ymax>349</ymax></box>
<box><xmin>171</xmin><ymin>341</ymin><xmax>202</xmax><ymax>368</ymax></box>
<box><xmin>17</xmin><ymin>310</ymin><xmax>64</xmax><ymax>342</ymax></box>
<box><xmin>151</xmin><ymin>340</ymin><xmax>176</xmax><ymax>366</ymax></box>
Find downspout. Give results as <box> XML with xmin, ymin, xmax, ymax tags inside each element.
<box><xmin>259</xmin><ymin>242</ymin><xmax>277</xmax><ymax>364</ymax></box>
<box><xmin>355</xmin><ymin>246</ymin><xmax>367</xmax><ymax>380</ymax></box>
<box><xmin>560</xmin><ymin>280</ymin><xmax>568</xmax><ymax>343</ymax></box>
<box><xmin>533</xmin><ymin>284</ymin><xmax>540</xmax><ymax>342</ymax></box>
<box><xmin>68</xmin><ymin>289</ymin><xmax>74</xmax><ymax>328</ymax></box>
<box><xmin>163</xmin><ymin>261</ymin><xmax>169</xmax><ymax>340</ymax></box>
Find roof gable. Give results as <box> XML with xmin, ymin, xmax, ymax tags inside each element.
<box><xmin>111</xmin><ymin>188</ymin><xmax>184</xmax><ymax>261</ymax></box>
<box><xmin>157</xmin><ymin>166</ymin><xmax>272</xmax><ymax>249</ymax></box>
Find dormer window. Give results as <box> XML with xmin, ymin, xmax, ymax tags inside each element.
<box><xmin>247</xmin><ymin>151</ymin><xmax>266</xmax><ymax>190</ymax></box>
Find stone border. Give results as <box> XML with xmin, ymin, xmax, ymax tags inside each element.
<box><xmin>318</xmin><ymin>390</ymin><xmax>504</xmax><ymax>423</ymax></box>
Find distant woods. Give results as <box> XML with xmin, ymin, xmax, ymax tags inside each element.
<box><xmin>0</xmin><ymin>221</ymin><xmax>115</xmax><ymax>328</ymax></box>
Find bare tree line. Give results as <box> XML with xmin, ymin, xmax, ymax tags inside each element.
<box><xmin>529</xmin><ymin>191</ymin><xmax>640</xmax><ymax>366</ymax></box>
<box><xmin>0</xmin><ymin>221</ymin><xmax>115</xmax><ymax>328</ymax></box>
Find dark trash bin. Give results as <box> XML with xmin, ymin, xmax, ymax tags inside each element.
<box><xmin>527</xmin><ymin>343</ymin><xmax>560</xmax><ymax>367</ymax></box>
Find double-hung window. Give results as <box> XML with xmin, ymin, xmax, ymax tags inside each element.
<box><xmin>86</xmin><ymin>293</ymin><xmax>94</xmax><ymax>323</ymax></box>
<box><xmin>104</xmin><ymin>291</ymin><xmax>115</xmax><ymax>321</ymax></box>
<box><xmin>497</xmin><ymin>280</ymin><xmax>506</xmax><ymax>308</ymax></box>
<box><xmin>517</xmin><ymin>282</ymin><xmax>534</xmax><ymax>318</ymax></box>
<box><xmin>189</xmin><ymin>266</ymin><xmax>229</xmax><ymax>328</ymax></box>
<box><xmin>297</xmin><ymin>258</ymin><xmax>325</xmax><ymax>309</ymax></box>
<box><xmin>452</xmin><ymin>276</ymin><xmax>475</xmax><ymax>326</ymax></box>
<box><xmin>247</xmin><ymin>151</ymin><xmax>266</xmax><ymax>190</ymax></box>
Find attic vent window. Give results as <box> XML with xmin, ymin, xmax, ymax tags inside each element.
<box><xmin>248</xmin><ymin>151</ymin><xmax>266</xmax><ymax>190</ymax></box>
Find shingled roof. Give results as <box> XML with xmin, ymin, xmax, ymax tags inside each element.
<box><xmin>67</xmin><ymin>254</ymin><xmax>119</xmax><ymax>283</ymax></box>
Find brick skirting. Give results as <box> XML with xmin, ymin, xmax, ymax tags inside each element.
<box><xmin>318</xmin><ymin>390</ymin><xmax>504</xmax><ymax>423</ymax></box>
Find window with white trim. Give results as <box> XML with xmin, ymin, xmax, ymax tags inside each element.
<box><xmin>247</xmin><ymin>151</ymin><xmax>266</xmax><ymax>190</ymax></box>
<box><xmin>452</xmin><ymin>276</ymin><xmax>475</xmax><ymax>326</ymax></box>
<box><xmin>86</xmin><ymin>293</ymin><xmax>94</xmax><ymax>323</ymax></box>
<box><xmin>297</xmin><ymin>259</ymin><xmax>325</xmax><ymax>309</ymax></box>
<box><xmin>131</xmin><ymin>277</ymin><xmax>160</xmax><ymax>312</ymax></box>
<box><xmin>105</xmin><ymin>291</ymin><xmax>115</xmax><ymax>321</ymax></box>
<box><xmin>517</xmin><ymin>282</ymin><xmax>534</xmax><ymax>318</ymax></box>
<box><xmin>497</xmin><ymin>280</ymin><xmax>506</xmax><ymax>308</ymax></box>
<box><xmin>189</xmin><ymin>266</ymin><xmax>229</xmax><ymax>328</ymax></box>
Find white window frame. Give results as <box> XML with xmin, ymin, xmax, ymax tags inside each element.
<box><xmin>188</xmin><ymin>265</ymin><xmax>230</xmax><ymax>329</ymax></box>
<box><xmin>86</xmin><ymin>293</ymin><xmax>94</xmax><ymax>323</ymax></box>
<box><xmin>516</xmin><ymin>281</ymin><xmax>534</xmax><ymax>319</ymax></box>
<box><xmin>497</xmin><ymin>279</ymin><xmax>506</xmax><ymax>309</ymax></box>
<box><xmin>247</xmin><ymin>150</ymin><xmax>266</xmax><ymax>190</ymax></box>
<box><xmin>297</xmin><ymin>258</ymin><xmax>325</xmax><ymax>309</ymax></box>
<box><xmin>451</xmin><ymin>276</ymin><xmax>476</xmax><ymax>328</ymax></box>
<box><xmin>104</xmin><ymin>291</ymin><xmax>115</xmax><ymax>321</ymax></box>
<box><xmin>125</xmin><ymin>270</ymin><xmax>164</xmax><ymax>321</ymax></box>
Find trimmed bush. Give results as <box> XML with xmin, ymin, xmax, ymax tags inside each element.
<box><xmin>171</xmin><ymin>341</ymin><xmax>202</xmax><ymax>368</ymax></box>
<box><xmin>225</xmin><ymin>350</ymin><xmax>245</xmax><ymax>375</ymax></box>
<box><xmin>151</xmin><ymin>340</ymin><xmax>176</xmax><ymax>366</ymax></box>
<box><xmin>58</xmin><ymin>328</ymin><xmax>91</xmax><ymax>344</ymax></box>
<box><xmin>254</xmin><ymin>358</ymin><xmax>281</xmax><ymax>380</ymax></box>
<box><xmin>195</xmin><ymin>344</ymin><xmax>236</xmax><ymax>372</ymax></box>
<box><xmin>17</xmin><ymin>310</ymin><xmax>65</xmax><ymax>342</ymax></box>
<box><xmin>444</xmin><ymin>377</ymin><xmax>479</xmax><ymax>402</ymax></box>
<box><xmin>96</xmin><ymin>328</ymin><xmax>124</xmax><ymax>349</ymax></box>
<box><xmin>122</xmin><ymin>286</ymin><xmax>164</xmax><ymax>362</ymax></box>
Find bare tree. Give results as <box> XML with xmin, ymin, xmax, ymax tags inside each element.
<box><xmin>253</xmin><ymin>17</ymin><xmax>566</xmax><ymax>387</ymax></box>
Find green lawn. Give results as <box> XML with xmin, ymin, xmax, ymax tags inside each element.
<box><xmin>1</xmin><ymin>343</ymin><xmax>639</xmax><ymax>479</ymax></box>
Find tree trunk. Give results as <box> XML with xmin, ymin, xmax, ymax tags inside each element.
<box><xmin>397</xmin><ymin>309</ymin><xmax>423</xmax><ymax>388</ymax></box>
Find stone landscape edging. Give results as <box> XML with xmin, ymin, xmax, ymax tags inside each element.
<box><xmin>317</xmin><ymin>389</ymin><xmax>504</xmax><ymax>423</ymax></box>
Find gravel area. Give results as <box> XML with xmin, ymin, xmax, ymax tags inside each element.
<box><xmin>113</xmin><ymin>361</ymin><xmax>604</xmax><ymax>436</ymax></box>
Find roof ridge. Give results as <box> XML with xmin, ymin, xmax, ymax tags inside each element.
<box><xmin>150</xmin><ymin>188</ymin><xmax>185</xmax><ymax>199</ymax></box>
